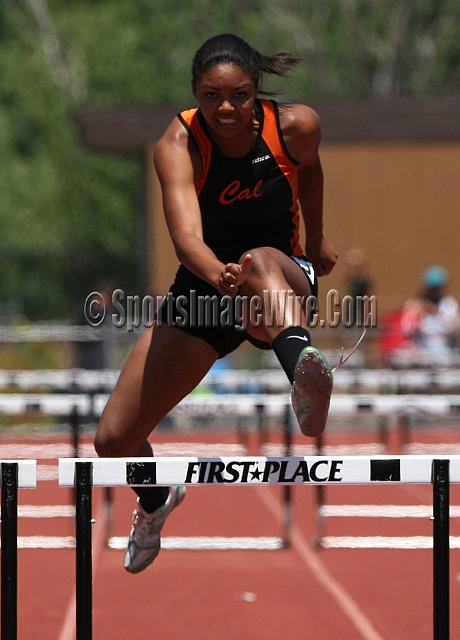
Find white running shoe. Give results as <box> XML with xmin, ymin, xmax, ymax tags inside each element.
<box><xmin>124</xmin><ymin>486</ymin><xmax>186</xmax><ymax>574</ymax></box>
<box><xmin>291</xmin><ymin>346</ymin><xmax>333</xmax><ymax>437</ymax></box>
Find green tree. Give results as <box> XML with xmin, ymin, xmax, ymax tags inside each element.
<box><xmin>0</xmin><ymin>0</ymin><xmax>459</xmax><ymax>320</ymax></box>
<box><xmin>1</xmin><ymin>0</ymin><xmax>141</xmax><ymax>319</ymax></box>
<box><xmin>261</xmin><ymin>0</ymin><xmax>460</xmax><ymax>99</ymax></box>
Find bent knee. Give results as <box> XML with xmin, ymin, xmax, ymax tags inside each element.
<box><xmin>94</xmin><ymin>425</ymin><xmax>130</xmax><ymax>458</ymax></box>
<box><xmin>239</xmin><ymin>246</ymin><xmax>276</xmax><ymax>268</ymax></box>
<box><xmin>94</xmin><ymin>430</ymin><xmax>115</xmax><ymax>458</ymax></box>
<box><xmin>239</xmin><ymin>247</ymin><xmax>284</xmax><ymax>279</ymax></box>
<box><xmin>238</xmin><ymin>248</ymin><xmax>287</xmax><ymax>297</ymax></box>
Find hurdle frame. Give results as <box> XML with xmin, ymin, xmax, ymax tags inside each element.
<box><xmin>1</xmin><ymin>463</ymin><xmax>18</xmax><ymax>640</ymax></box>
<box><xmin>60</xmin><ymin>455</ymin><xmax>454</xmax><ymax>640</ymax></box>
<box><xmin>433</xmin><ymin>459</ymin><xmax>449</xmax><ymax>639</ymax></box>
<box><xmin>1</xmin><ymin>461</ymin><xmax>37</xmax><ymax>640</ymax></box>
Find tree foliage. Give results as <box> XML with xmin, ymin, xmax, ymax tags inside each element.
<box><xmin>1</xmin><ymin>0</ymin><xmax>459</xmax><ymax>320</ymax></box>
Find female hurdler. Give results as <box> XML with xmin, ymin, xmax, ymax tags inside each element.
<box><xmin>95</xmin><ymin>33</ymin><xmax>338</xmax><ymax>573</ymax></box>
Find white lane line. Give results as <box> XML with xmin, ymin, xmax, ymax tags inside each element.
<box><xmin>0</xmin><ymin>442</ymin><xmax>246</xmax><ymax>458</ymax></box>
<box><xmin>2</xmin><ymin>440</ymin><xmax>460</xmax><ymax>459</ymax></box>
<box><xmin>256</xmin><ymin>487</ymin><xmax>386</xmax><ymax>640</ymax></box>
<box><xmin>320</xmin><ymin>504</ymin><xmax>460</xmax><ymax>518</ymax></box>
<box><xmin>0</xmin><ymin>444</ymin><xmax>81</xmax><ymax>458</ymax></box>
<box><xmin>108</xmin><ymin>536</ymin><xmax>284</xmax><ymax>551</ymax></box>
<box><xmin>12</xmin><ymin>534</ymin><xmax>460</xmax><ymax>550</ymax></box>
<box><xmin>322</xmin><ymin>536</ymin><xmax>460</xmax><ymax>549</ymax></box>
<box><xmin>0</xmin><ymin>505</ymin><xmax>75</xmax><ymax>518</ymax></box>
<box><xmin>0</xmin><ymin>537</ymin><xmax>74</xmax><ymax>549</ymax></box>
<box><xmin>405</xmin><ymin>443</ymin><xmax>460</xmax><ymax>454</ymax></box>
<box><xmin>30</xmin><ymin>504</ymin><xmax>73</xmax><ymax>517</ymax></box>
<box><xmin>36</xmin><ymin>465</ymin><xmax>59</xmax><ymax>481</ymax></box>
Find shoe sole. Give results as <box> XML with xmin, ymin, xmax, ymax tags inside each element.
<box><xmin>124</xmin><ymin>486</ymin><xmax>186</xmax><ymax>574</ymax></box>
<box><xmin>292</xmin><ymin>346</ymin><xmax>333</xmax><ymax>437</ymax></box>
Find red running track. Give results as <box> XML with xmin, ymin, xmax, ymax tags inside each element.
<box><xmin>4</xmin><ymin>425</ymin><xmax>460</xmax><ymax>639</ymax></box>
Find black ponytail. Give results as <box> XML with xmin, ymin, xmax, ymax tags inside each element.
<box><xmin>255</xmin><ymin>51</ymin><xmax>302</xmax><ymax>78</ymax></box>
<box><xmin>192</xmin><ymin>34</ymin><xmax>301</xmax><ymax>92</ymax></box>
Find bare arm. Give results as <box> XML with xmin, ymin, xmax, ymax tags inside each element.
<box><xmin>281</xmin><ymin>104</ymin><xmax>338</xmax><ymax>276</ymax></box>
<box><xmin>154</xmin><ymin>120</ymin><xmax>249</xmax><ymax>296</ymax></box>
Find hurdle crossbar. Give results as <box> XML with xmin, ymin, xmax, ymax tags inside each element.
<box><xmin>58</xmin><ymin>454</ymin><xmax>460</xmax><ymax>486</ymax></box>
<box><xmin>59</xmin><ymin>455</ymin><xmax>454</xmax><ymax>640</ymax></box>
<box><xmin>2</xmin><ymin>366</ymin><xmax>460</xmax><ymax>394</ymax></box>
<box><xmin>1</xmin><ymin>461</ymin><xmax>37</xmax><ymax>640</ymax></box>
<box><xmin>90</xmin><ymin>393</ymin><xmax>460</xmax><ymax>418</ymax></box>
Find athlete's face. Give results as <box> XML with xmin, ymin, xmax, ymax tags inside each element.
<box><xmin>192</xmin><ymin>63</ymin><xmax>257</xmax><ymax>139</ymax></box>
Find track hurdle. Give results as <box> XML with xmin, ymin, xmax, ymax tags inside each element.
<box><xmin>0</xmin><ymin>460</ymin><xmax>37</xmax><ymax>640</ymax></box>
<box><xmin>60</xmin><ymin>455</ymin><xmax>456</xmax><ymax>640</ymax></box>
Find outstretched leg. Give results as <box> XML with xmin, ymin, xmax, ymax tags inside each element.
<box><xmin>95</xmin><ymin>323</ymin><xmax>218</xmax><ymax>572</ymax></box>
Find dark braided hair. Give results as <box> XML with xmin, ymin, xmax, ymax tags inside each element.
<box><xmin>191</xmin><ymin>34</ymin><xmax>302</xmax><ymax>92</ymax></box>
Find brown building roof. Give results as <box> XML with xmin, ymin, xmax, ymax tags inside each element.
<box><xmin>73</xmin><ymin>95</ymin><xmax>460</xmax><ymax>151</ymax></box>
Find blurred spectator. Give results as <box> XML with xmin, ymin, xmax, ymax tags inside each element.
<box><xmin>344</xmin><ymin>247</ymin><xmax>373</xmax><ymax>326</ymax></box>
<box><xmin>381</xmin><ymin>266</ymin><xmax>460</xmax><ymax>367</ymax></box>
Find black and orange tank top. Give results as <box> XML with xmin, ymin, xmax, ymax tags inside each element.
<box><xmin>177</xmin><ymin>99</ymin><xmax>303</xmax><ymax>264</ymax></box>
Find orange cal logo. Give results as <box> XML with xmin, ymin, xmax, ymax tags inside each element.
<box><xmin>219</xmin><ymin>179</ymin><xmax>263</xmax><ymax>205</ymax></box>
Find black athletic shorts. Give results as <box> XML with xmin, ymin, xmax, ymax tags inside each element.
<box><xmin>156</xmin><ymin>256</ymin><xmax>318</xmax><ymax>359</ymax></box>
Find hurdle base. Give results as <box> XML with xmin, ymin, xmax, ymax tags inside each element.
<box><xmin>108</xmin><ymin>536</ymin><xmax>284</xmax><ymax>551</ymax></box>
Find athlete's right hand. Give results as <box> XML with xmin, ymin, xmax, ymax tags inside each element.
<box><xmin>218</xmin><ymin>253</ymin><xmax>252</xmax><ymax>297</ymax></box>
<box><xmin>306</xmin><ymin>236</ymin><xmax>338</xmax><ymax>277</ymax></box>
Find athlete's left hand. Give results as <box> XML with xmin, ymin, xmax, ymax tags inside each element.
<box><xmin>306</xmin><ymin>237</ymin><xmax>338</xmax><ymax>277</ymax></box>
<box><xmin>219</xmin><ymin>253</ymin><xmax>252</xmax><ymax>297</ymax></box>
